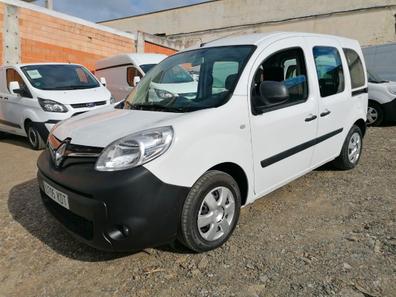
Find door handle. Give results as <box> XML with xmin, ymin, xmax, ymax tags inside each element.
<box><xmin>3</xmin><ymin>97</ymin><xmax>8</xmax><ymax>100</ymax></box>
<box><xmin>320</xmin><ymin>110</ymin><xmax>331</xmax><ymax>117</ymax></box>
<box><xmin>305</xmin><ymin>114</ymin><xmax>317</xmax><ymax>122</ymax></box>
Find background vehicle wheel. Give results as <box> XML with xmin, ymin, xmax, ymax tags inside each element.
<box><xmin>333</xmin><ymin>125</ymin><xmax>363</xmax><ymax>170</ymax></box>
<box><xmin>367</xmin><ymin>101</ymin><xmax>384</xmax><ymax>126</ymax></box>
<box><xmin>26</xmin><ymin>124</ymin><xmax>45</xmax><ymax>150</ymax></box>
<box><xmin>179</xmin><ymin>170</ymin><xmax>241</xmax><ymax>253</ymax></box>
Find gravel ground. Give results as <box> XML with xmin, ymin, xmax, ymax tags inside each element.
<box><xmin>0</xmin><ymin>125</ymin><xmax>395</xmax><ymax>297</ymax></box>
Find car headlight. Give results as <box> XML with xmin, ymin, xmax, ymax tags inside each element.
<box><xmin>110</xmin><ymin>96</ymin><xmax>116</xmax><ymax>104</ymax></box>
<box><xmin>387</xmin><ymin>86</ymin><xmax>396</xmax><ymax>95</ymax></box>
<box><xmin>154</xmin><ymin>88</ymin><xmax>176</xmax><ymax>99</ymax></box>
<box><xmin>95</xmin><ymin>126</ymin><xmax>174</xmax><ymax>171</ymax></box>
<box><xmin>38</xmin><ymin>98</ymin><xmax>68</xmax><ymax>113</ymax></box>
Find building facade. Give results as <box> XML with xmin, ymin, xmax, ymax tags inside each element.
<box><xmin>100</xmin><ymin>0</ymin><xmax>396</xmax><ymax>48</ymax></box>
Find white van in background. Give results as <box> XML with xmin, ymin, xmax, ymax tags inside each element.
<box><xmin>0</xmin><ymin>63</ymin><xmax>113</xmax><ymax>149</ymax></box>
<box><xmin>367</xmin><ymin>70</ymin><xmax>396</xmax><ymax>126</ymax></box>
<box><xmin>95</xmin><ymin>54</ymin><xmax>167</xmax><ymax>101</ymax></box>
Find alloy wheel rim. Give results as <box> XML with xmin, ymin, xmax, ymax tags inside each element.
<box><xmin>348</xmin><ymin>132</ymin><xmax>361</xmax><ymax>164</ymax></box>
<box><xmin>197</xmin><ymin>186</ymin><xmax>236</xmax><ymax>242</ymax></box>
<box><xmin>367</xmin><ymin>107</ymin><xmax>378</xmax><ymax>124</ymax></box>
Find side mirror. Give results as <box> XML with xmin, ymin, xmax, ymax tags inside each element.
<box><xmin>9</xmin><ymin>81</ymin><xmax>23</xmax><ymax>95</ymax></box>
<box><xmin>253</xmin><ymin>81</ymin><xmax>289</xmax><ymax>113</ymax></box>
<box><xmin>100</xmin><ymin>77</ymin><xmax>107</xmax><ymax>86</ymax></box>
<box><xmin>133</xmin><ymin>76</ymin><xmax>141</xmax><ymax>87</ymax></box>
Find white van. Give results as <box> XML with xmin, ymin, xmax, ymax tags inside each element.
<box><xmin>0</xmin><ymin>63</ymin><xmax>113</xmax><ymax>149</ymax></box>
<box><xmin>37</xmin><ymin>32</ymin><xmax>368</xmax><ymax>253</ymax></box>
<box><xmin>95</xmin><ymin>54</ymin><xmax>167</xmax><ymax>101</ymax></box>
<box><xmin>367</xmin><ymin>70</ymin><xmax>396</xmax><ymax>126</ymax></box>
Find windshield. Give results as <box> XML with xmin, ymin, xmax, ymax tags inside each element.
<box><xmin>140</xmin><ymin>64</ymin><xmax>157</xmax><ymax>74</ymax></box>
<box><xmin>367</xmin><ymin>70</ymin><xmax>386</xmax><ymax>83</ymax></box>
<box><xmin>124</xmin><ymin>45</ymin><xmax>256</xmax><ymax>113</ymax></box>
<box><xmin>21</xmin><ymin>64</ymin><xmax>100</xmax><ymax>90</ymax></box>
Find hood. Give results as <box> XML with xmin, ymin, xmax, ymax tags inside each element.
<box><xmin>53</xmin><ymin>106</ymin><xmax>183</xmax><ymax>147</ymax></box>
<box><xmin>33</xmin><ymin>86</ymin><xmax>111</xmax><ymax>105</ymax></box>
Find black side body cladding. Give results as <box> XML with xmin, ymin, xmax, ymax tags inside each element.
<box><xmin>261</xmin><ymin>128</ymin><xmax>344</xmax><ymax>168</ymax></box>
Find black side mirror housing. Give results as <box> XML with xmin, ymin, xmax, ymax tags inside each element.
<box><xmin>253</xmin><ymin>81</ymin><xmax>289</xmax><ymax>114</ymax></box>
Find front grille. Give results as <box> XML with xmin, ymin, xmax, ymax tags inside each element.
<box><xmin>42</xmin><ymin>190</ymin><xmax>94</xmax><ymax>240</ymax></box>
<box><xmin>71</xmin><ymin>101</ymin><xmax>106</xmax><ymax>109</ymax></box>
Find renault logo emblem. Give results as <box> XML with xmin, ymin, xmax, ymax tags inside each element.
<box><xmin>49</xmin><ymin>138</ymin><xmax>69</xmax><ymax>168</ymax></box>
<box><xmin>54</xmin><ymin>142</ymin><xmax>68</xmax><ymax>167</ymax></box>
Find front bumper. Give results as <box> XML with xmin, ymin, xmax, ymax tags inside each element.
<box><xmin>37</xmin><ymin>150</ymin><xmax>190</xmax><ymax>252</ymax></box>
<box><xmin>383</xmin><ymin>98</ymin><xmax>396</xmax><ymax>121</ymax></box>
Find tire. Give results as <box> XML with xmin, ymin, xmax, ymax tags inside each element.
<box><xmin>179</xmin><ymin>170</ymin><xmax>241</xmax><ymax>253</ymax></box>
<box><xmin>26</xmin><ymin>124</ymin><xmax>46</xmax><ymax>150</ymax></box>
<box><xmin>367</xmin><ymin>101</ymin><xmax>384</xmax><ymax>126</ymax></box>
<box><xmin>333</xmin><ymin>125</ymin><xmax>363</xmax><ymax>170</ymax></box>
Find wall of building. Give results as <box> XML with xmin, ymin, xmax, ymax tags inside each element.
<box><xmin>101</xmin><ymin>0</ymin><xmax>396</xmax><ymax>48</ymax></box>
<box><xmin>1</xmin><ymin>0</ymin><xmax>137</xmax><ymax>70</ymax></box>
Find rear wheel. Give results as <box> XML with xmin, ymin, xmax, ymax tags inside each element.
<box><xmin>26</xmin><ymin>124</ymin><xmax>45</xmax><ymax>150</ymax></box>
<box><xmin>367</xmin><ymin>101</ymin><xmax>384</xmax><ymax>126</ymax></box>
<box><xmin>333</xmin><ymin>125</ymin><xmax>363</xmax><ymax>170</ymax></box>
<box><xmin>179</xmin><ymin>170</ymin><xmax>241</xmax><ymax>253</ymax></box>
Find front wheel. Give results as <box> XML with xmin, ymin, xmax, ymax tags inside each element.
<box><xmin>367</xmin><ymin>101</ymin><xmax>384</xmax><ymax>126</ymax></box>
<box><xmin>333</xmin><ymin>125</ymin><xmax>363</xmax><ymax>170</ymax></box>
<box><xmin>179</xmin><ymin>170</ymin><xmax>241</xmax><ymax>253</ymax></box>
<box><xmin>26</xmin><ymin>124</ymin><xmax>46</xmax><ymax>150</ymax></box>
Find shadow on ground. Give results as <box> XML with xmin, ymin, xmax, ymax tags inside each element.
<box><xmin>7</xmin><ymin>179</ymin><xmax>133</xmax><ymax>262</ymax></box>
<box><xmin>7</xmin><ymin>178</ymin><xmax>192</xmax><ymax>261</ymax></box>
<box><xmin>0</xmin><ymin>134</ymin><xmax>31</xmax><ymax>149</ymax></box>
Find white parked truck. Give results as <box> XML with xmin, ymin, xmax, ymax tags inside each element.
<box><xmin>0</xmin><ymin>63</ymin><xmax>113</xmax><ymax>149</ymax></box>
<box><xmin>95</xmin><ymin>54</ymin><xmax>167</xmax><ymax>101</ymax></box>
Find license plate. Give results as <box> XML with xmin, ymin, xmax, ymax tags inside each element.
<box><xmin>43</xmin><ymin>181</ymin><xmax>70</xmax><ymax>209</ymax></box>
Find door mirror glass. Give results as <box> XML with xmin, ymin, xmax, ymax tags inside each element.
<box><xmin>253</xmin><ymin>81</ymin><xmax>289</xmax><ymax>113</ymax></box>
<box><xmin>100</xmin><ymin>77</ymin><xmax>107</xmax><ymax>86</ymax></box>
<box><xmin>133</xmin><ymin>76</ymin><xmax>141</xmax><ymax>87</ymax></box>
<box><xmin>9</xmin><ymin>81</ymin><xmax>23</xmax><ymax>95</ymax></box>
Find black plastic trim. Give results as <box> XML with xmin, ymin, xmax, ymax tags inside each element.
<box><xmin>352</xmin><ymin>87</ymin><xmax>368</xmax><ymax>97</ymax></box>
<box><xmin>261</xmin><ymin>128</ymin><xmax>343</xmax><ymax>168</ymax></box>
<box><xmin>382</xmin><ymin>97</ymin><xmax>396</xmax><ymax>120</ymax></box>
<box><xmin>37</xmin><ymin>149</ymin><xmax>190</xmax><ymax>252</ymax></box>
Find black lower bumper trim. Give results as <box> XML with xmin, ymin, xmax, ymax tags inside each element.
<box><xmin>37</xmin><ymin>150</ymin><xmax>190</xmax><ymax>252</ymax></box>
<box><xmin>383</xmin><ymin>98</ymin><xmax>396</xmax><ymax>121</ymax></box>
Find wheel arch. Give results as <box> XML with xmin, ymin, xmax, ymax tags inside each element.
<box><xmin>353</xmin><ymin>118</ymin><xmax>367</xmax><ymax>137</ymax></box>
<box><xmin>209</xmin><ymin>162</ymin><xmax>249</xmax><ymax>206</ymax></box>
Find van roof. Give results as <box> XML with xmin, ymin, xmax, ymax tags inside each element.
<box><xmin>7</xmin><ymin>62</ymin><xmax>84</xmax><ymax>68</ymax></box>
<box><xmin>201</xmin><ymin>32</ymin><xmax>360</xmax><ymax>48</ymax></box>
<box><xmin>95</xmin><ymin>53</ymin><xmax>167</xmax><ymax>71</ymax></box>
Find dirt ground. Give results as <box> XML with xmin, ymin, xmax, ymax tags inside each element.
<box><xmin>0</xmin><ymin>125</ymin><xmax>395</xmax><ymax>297</ymax></box>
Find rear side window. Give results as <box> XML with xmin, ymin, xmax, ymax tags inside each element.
<box><xmin>127</xmin><ymin>67</ymin><xmax>143</xmax><ymax>86</ymax></box>
<box><xmin>343</xmin><ymin>48</ymin><xmax>365</xmax><ymax>89</ymax></box>
<box><xmin>313</xmin><ymin>46</ymin><xmax>345</xmax><ymax>97</ymax></box>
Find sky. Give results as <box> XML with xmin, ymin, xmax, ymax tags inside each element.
<box><xmin>33</xmin><ymin>0</ymin><xmax>208</xmax><ymax>22</ymax></box>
